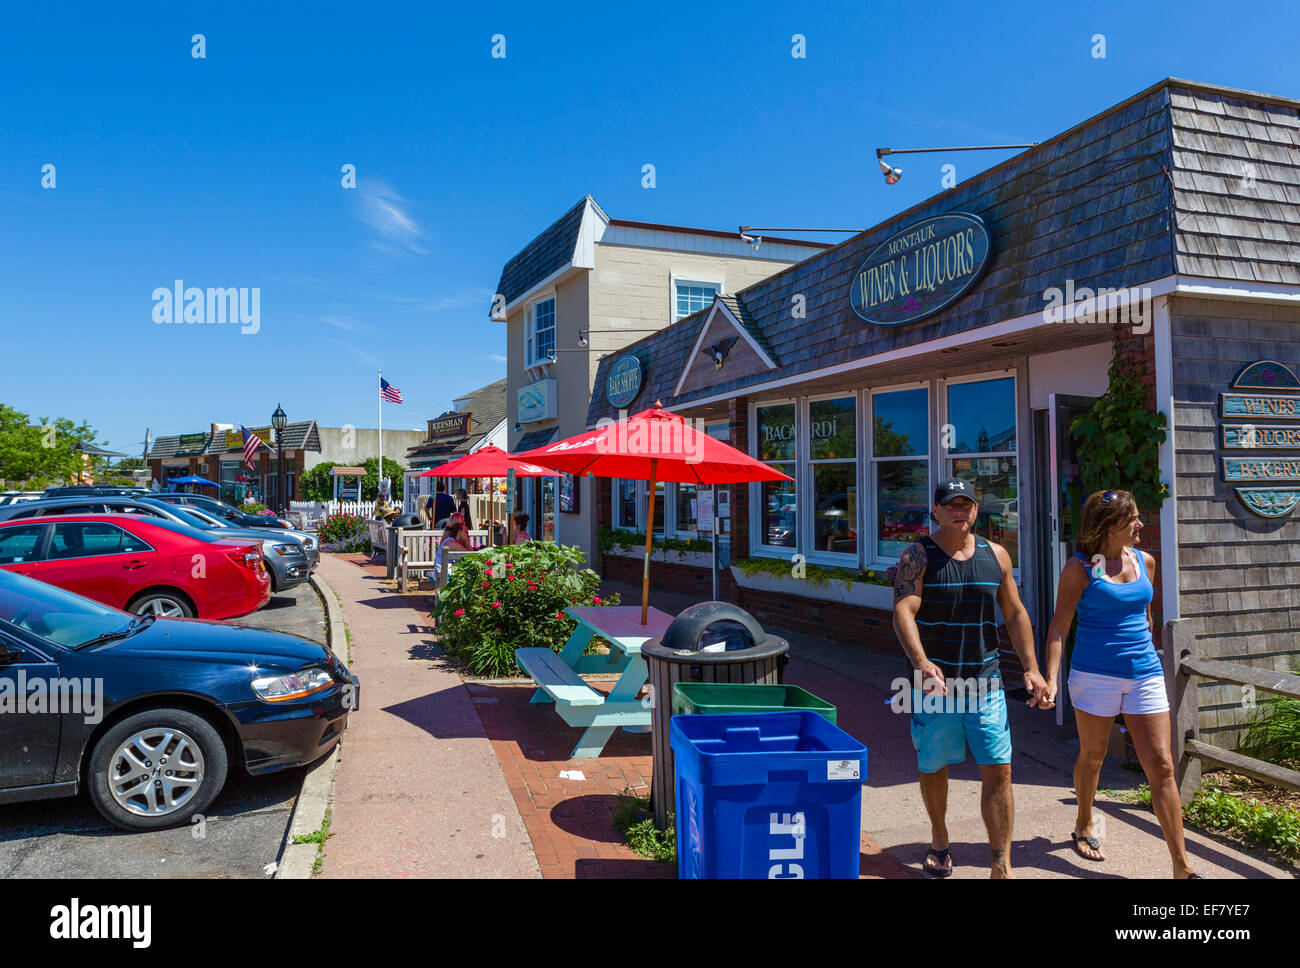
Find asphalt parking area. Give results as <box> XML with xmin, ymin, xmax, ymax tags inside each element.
<box><xmin>0</xmin><ymin>579</ymin><xmax>329</xmax><ymax>879</ymax></box>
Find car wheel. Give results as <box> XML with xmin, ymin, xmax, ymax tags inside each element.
<box><xmin>128</xmin><ymin>591</ymin><xmax>195</xmax><ymax>618</ymax></box>
<box><xmin>87</xmin><ymin>708</ymin><xmax>229</xmax><ymax>831</ymax></box>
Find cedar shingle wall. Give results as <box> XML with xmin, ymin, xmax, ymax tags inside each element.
<box><xmin>1171</xmin><ymin>296</ymin><xmax>1300</xmax><ymax>747</ymax></box>
<box><xmin>1170</xmin><ymin>90</ymin><xmax>1300</xmax><ymax>284</ymax></box>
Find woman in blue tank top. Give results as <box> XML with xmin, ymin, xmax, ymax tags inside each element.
<box><xmin>1044</xmin><ymin>489</ymin><xmax>1201</xmax><ymax>878</ymax></box>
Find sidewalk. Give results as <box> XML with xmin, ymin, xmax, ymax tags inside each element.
<box><xmin>317</xmin><ymin>560</ymin><xmax>1291</xmax><ymax>879</ymax></box>
<box><xmin>599</xmin><ymin>579</ymin><xmax>1293</xmax><ymax>879</ymax></box>
<box><xmin>314</xmin><ymin>554</ymin><xmax>538</xmax><ymax>878</ymax></box>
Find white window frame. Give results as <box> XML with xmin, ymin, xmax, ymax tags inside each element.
<box><xmin>670</xmin><ymin>481</ymin><xmax>701</xmax><ymax>539</ymax></box>
<box><xmin>749</xmin><ymin>397</ymin><xmax>799</xmax><ymax>558</ymax></box>
<box><xmin>525</xmin><ymin>293</ymin><xmax>557</xmax><ymax>369</ymax></box>
<box><xmin>670</xmin><ymin>275</ymin><xmax>723</xmax><ymax>323</ymax></box>
<box><xmin>939</xmin><ymin>369</ymin><xmax>1020</xmax><ymax>578</ymax></box>
<box><xmin>868</xmin><ymin>381</ymin><xmax>931</xmax><ymax>567</ymax></box>
<box><xmin>802</xmin><ymin>390</ymin><xmax>861</xmax><ymax>568</ymax></box>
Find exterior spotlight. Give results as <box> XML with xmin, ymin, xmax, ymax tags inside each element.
<box><xmin>577</xmin><ymin>331</ymin><xmax>589</xmax><ymax>347</ymax></box>
<box><xmin>514</xmin><ymin>422</ymin><xmax>522</xmax><ymax>432</ymax></box>
<box><xmin>547</xmin><ymin>349</ymin><xmax>556</xmax><ymax>363</ymax></box>
<box><xmin>877</xmin><ymin>154</ymin><xmax>902</xmax><ymax>185</ymax></box>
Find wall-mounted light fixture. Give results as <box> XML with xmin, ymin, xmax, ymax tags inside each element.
<box><xmin>874</xmin><ymin>143</ymin><xmax>1038</xmax><ymax>186</ymax></box>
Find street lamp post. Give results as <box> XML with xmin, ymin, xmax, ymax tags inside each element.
<box><xmin>271</xmin><ymin>404</ymin><xmax>288</xmax><ymax>515</ymax></box>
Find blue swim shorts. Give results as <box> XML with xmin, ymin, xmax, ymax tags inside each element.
<box><xmin>909</xmin><ymin>681</ymin><xmax>1012</xmax><ymax>774</ymax></box>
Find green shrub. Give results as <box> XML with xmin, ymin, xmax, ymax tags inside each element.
<box><xmin>434</xmin><ymin>541</ymin><xmax>620</xmax><ymax>678</ymax></box>
<box><xmin>597</xmin><ymin>526</ymin><xmax>711</xmax><ymax>558</ymax></box>
<box><xmin>1237</xmin><ymin>695</ymin><xmax>1300</xmax><ymax>772</ymax></box>
<box><xmin>318</xmin><ymin>512</ymin><xmax>370</xmax><ymax>552</ymax></box>
<box><xmin>1185</xmin><ymin>786</ymin><xmax>1300</xmax><ymax>860</ymax></box>
<box><xmin>612</xmin><ymin>792</ymin><xmax>675</xmax><ymax>863</ymax></box>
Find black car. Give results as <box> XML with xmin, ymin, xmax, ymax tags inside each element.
<box><xmin>0</xmin><ymin>569</ymin><xmax>357</xmax><ymax>830</ymax></box>
<box><xmin>148</xmin><ymin>493</ymin><xmax>294</xmax><ymax>530</ymax></box>
<box><xmin>43</xmin><ymin>486</ymin><xmax>149</xmax><ymax>499</ymax></box>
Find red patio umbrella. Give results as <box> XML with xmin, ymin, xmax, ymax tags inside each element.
<box><xmin>515</xmin><ymin>406</ymin><xmax>792</xmax><ymax>623</ymax></box>
<box><xmin>418</xmin><ymin>445</ymin><xmax>553</xmax><ymax>542</ymax></box>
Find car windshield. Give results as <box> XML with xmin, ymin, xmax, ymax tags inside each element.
<box><xmin>0</xmin><ymin>569</ymin><xmax>133</xmax><ymax>648</ymax></box>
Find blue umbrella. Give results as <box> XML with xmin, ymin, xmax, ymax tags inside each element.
<box><xmin>166</xmin><ymin>475</ymin><xmax>219</xmax><ymax>490</ymax></box>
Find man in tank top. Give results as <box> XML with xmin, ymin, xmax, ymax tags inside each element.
<box><xmin>892</xmin><ymin>477</ymin><xmax>1053</xmax><ymax>878</ymax></box>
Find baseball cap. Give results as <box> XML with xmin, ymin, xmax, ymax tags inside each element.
<box><xmin>934</xmin><ymin>477</ymin><xmax>979</xmax><ymax>506</ymax></box>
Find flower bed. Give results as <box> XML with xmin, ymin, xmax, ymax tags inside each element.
<box><xmin>318</xmin><ymin>512</ymin><xmax>370</xmax><ymax>553</ymax></box>
<box><xmin>434</xmin><ymin>541</ymin><xmax>620</xmax><ymax>678</ymax></box>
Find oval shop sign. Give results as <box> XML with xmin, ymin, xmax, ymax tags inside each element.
<box><xmin>607</xmin><ymin>354</ymin><xmax>643</xmax><ymax>409</ymax></box>
<box><xmin>849</xmin><ymin>212</ymin><xmax>991</xmax><ymax>326</ymax></box>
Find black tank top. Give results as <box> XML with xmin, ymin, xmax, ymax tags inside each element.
<box><xmin>913</xmin><ymin>535</ymin><xmax>1003</xmax><ymax>683</ymax></box>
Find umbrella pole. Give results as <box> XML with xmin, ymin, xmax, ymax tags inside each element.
<box><xmin>642</xmin><ymin>459</ymin><xmax>657</xmax><ymax>625</ymax></box>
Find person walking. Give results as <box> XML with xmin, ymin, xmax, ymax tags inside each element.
<box><xmin>455</xmin><ymin>487</ymin><xmax>473</xmax><ymax>531</ymax></box>
<box><xmin>1044</xmin><ymin>489</ymin><xmax>1201</xmax><ymax>878</ymax></box>
<box><xmin>893</xmin><ymin>477</ymin><xmax>1051</xmax><ymax>879</ymax></box>
<box><xmin>427</xmin><ymin>481</ymin><xmax>456</xmax><ymax>528</ymax></box>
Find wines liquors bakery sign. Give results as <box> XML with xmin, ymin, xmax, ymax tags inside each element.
<box><xmin>1219</xmin><ymin>360</ymin><xmax>1300</xmax><ymax>518</ymax></box>
<box><xmin>849</xmin><ymin>212</ymin><xmax>991</xmax><ymax>326</ymax></box>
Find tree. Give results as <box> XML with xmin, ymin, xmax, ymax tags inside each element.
<box><xmin>300</xmin><ymin>458</ymin><xmax>406</xmax><ymax>502</ymax></box>
<box><xmin>0</xmin><ymin>404</ymin><xmax>103</xmax><ymax>486</ymax></box>
<box><xmin>300</xmin><ymin>462</ymin><xmax>338</xmax><ymax>501</ymax></box>
<box><xmin>361</xmin><ymin>457</ymin><xmax>404</xmax><ymax>501</ymax></box>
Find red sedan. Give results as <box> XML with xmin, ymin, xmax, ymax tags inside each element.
<box><xmin>0</xmin><ymin>514</ymin><xmax>270</xmax><ymax>619</ymax></box>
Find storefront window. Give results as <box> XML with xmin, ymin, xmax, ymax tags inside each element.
<box><xmin>873</xmin><ymin>387</ymin><xmax>929</xmax><ymax>560</ymax></box>
<box><xmin>808</xmin><ymin>397</ymin><xmax>856</xmax><ymax>556</ymax></box>
<box><xmin>756</xmin><ymin>403</ymin><xmax>796</xmax><ymax>548</ymax></box>
<box><xmin>614</xmin><ymin>479</ymin><xmax>638</xmax><ymax>529</ymax></box>
<box><xmin>541</xmin><ymin>476</ymin><xmax>556</xmax><ymax>541</ymax></box>
<box><xmin>650</xmin><ymin>480</ymin><xmax>664</xmax><ymax>536</ymax></box>
<box><xmin>675</xmin><ymin>483</ymin><xmax>698</xmax><ymax>534</ymax></box>
<box><xmin>947</xmin><ymin>377</ymin><xmax>1017</xmax><ymax>566</ymax></box>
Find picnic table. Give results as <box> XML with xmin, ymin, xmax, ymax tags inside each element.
<box><xmin>515</xmin><ymin>605</ymin><xmax>674</xmax><ymax>759</ymax></box>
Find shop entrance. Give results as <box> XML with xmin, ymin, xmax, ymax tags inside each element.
<box><xmin>1031</xmin><ymin>393</ymin><xmax>1095</xmax><ymax>723</ymax></box>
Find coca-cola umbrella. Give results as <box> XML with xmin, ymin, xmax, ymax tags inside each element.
<box><xmin>418</xmin><ymin>445</ymin><xmax>553</xmax><ymax>542</ymax></box>
<box><xmin>515</xmin><ymin>405</ymin><xmax>793</xmax><ymax>623</ymax></box>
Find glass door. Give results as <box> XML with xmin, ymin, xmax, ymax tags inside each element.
<box><xmin>1033</xmin><ymin>393</ymin><xmax>1095</xmax><ymax>724</ymax></box>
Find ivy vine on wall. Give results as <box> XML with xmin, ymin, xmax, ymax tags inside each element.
<box><xmin>1069</xmin><ymin>334</ymin><xmax>1169</xmax><ymax>511</ymax></box>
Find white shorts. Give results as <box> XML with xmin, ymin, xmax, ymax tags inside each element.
<box><xmin>1068</xmin><ymin>669</ymin><xmax>1169</xmax><ymax>717</ymax></box>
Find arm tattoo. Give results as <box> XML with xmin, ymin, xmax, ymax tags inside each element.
<box><xmin>893</xmin><ymin>542</ymin><xmax>926</xmax><ymax>602</ymax></box>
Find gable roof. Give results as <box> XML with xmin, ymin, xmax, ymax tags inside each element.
<box><xmin>406</xmin><ymin>378</ymin><xmax>508</xmax><ymax>464</ymax></box>
<box><xmin>493</xmin><ymin>196</ymin><xmax>598</xmax><ymax>310</ymax></box>
<box><xmin>148</xmin><ymin>421</ymin><xmax>320</xmax><ymax>459</ymax></box>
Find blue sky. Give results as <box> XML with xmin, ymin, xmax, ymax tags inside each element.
<box><xmin>2</xmin><ymin>0</ymin><xmax>1297</xmax><ymax>455</ymax></box>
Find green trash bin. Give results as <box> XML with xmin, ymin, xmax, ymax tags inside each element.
<box><xmin>671</xmin><ymin>682</ymin><xmax>837</xmax><ymax>725</ymax></box>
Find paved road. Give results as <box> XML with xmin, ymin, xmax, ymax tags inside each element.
<box><xmin>0</xmin><ymin>581</ymin><xmax>326</xmax><ymax>879</ymax></box>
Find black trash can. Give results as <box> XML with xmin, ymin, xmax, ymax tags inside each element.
<box><xmin>641</xmin><ymin>602</ymin><xmax>789</xmax><ymax>830</ymax></box>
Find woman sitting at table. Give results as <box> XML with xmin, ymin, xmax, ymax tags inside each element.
<box><xmin>512</xmin><ymin>511</ymin><xmax>532</xmax><ymax>544</ymax></box>
<box><xmin>434</xmin><ymin>520</ymin><xmax>473</xmax><ymax>574</ymax></box>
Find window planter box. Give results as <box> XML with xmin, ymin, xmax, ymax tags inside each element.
<box><xmin>728</xmin><ymin>565</ymin><xmax>894</xmax><ymax>610</ymax></box>
<box><xmin>602</xmin><ymin>546</ymin><xmax>714</xmax><ymax>569</ymax></box>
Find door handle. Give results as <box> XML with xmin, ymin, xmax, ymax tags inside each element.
<box><xmin>123</xmin><ymin>560</ymin><xmax>148</xmax><ymax>570</ymax></box>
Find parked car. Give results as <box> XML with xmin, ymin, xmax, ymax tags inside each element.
<box><xmin>0</xmin><ymin>497</ymin><xmax>311</xmax><ymax>593</ymax></box>
<box><xmin>0</xmin><ymin>514</ymin><xmax>270</xmax><ymax>618</ymax></box>
<box><xmin>154</xmin><ymin>502</ymin><xmax>319</xmax><ymax>573</ymax></box>
<box><xmin>42</xmin><ymin>486</ymin><xmax>150</xmax><ymax>499</ymax></box>
<box><xmin>140</xmin><ymin>500</ymin><xmax>315</xmax><ymax>589</ymax></box>
<box><xmin>148</xmin><ymin>493</ymin><xmax>294</xmax><ymax>530</ymax></box>
<box><xmin>0</xmin><ymin>567</ymin><xmax>356</xmax><ymax>830</ymax></box>
<box><xmin>0</xmin><ymin>491</ymin><xmax>44</xmax><ymax>507</ymax></box>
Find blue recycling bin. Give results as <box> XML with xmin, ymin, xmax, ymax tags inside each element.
<box><xmin>671</xmin><ymin>710</ymin><xmax>868</xmax><ymax>879</ymax></box>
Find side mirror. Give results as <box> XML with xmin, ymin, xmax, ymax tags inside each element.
<box><xmin>0</xmin><ymin>642</ymin><xmax>22</xmax><ymax>665</ymax></box>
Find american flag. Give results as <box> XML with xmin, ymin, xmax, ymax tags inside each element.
<box><xmin>241</xmin><ymin>426</ymin><xmax>266</xmax><ymax>470</ymax></box>
<box><xmin>380</xmin><ymin>377</ymin><xmax>403</xmax><ymax>404</ymax></box>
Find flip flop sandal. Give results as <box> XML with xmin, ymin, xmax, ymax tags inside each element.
<box><xmin>1184</xmin><ymin>871</ymin><xmax>1206</xmax><ymax>879</ymax></box>
<box><xmin>1071</xmin><ymin>831</ymin><xmax>1105</xmax><ymax>862</ymax></box>
<box><xmin>923</xmin><ymin>847</ymin><xmax>953</xmax><ymax>877</ymax></box>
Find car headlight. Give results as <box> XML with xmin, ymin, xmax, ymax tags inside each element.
<box><xmin>270</xmin><ymin>543</ymin><xmax>295</xmax><ymax>556</ymax></box>
<box><xmin>251</xmin><ymin>668</ymin><xmax>335</xmax><ymax>702</ymax></box>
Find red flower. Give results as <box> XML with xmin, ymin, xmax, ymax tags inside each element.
<box><xmin>528</xmin><ymin>584</ymin><xmax>537</xmax><ymax>591</ymax></box>
<box><xmin>454</xmin><ymin>608</ymin><xmax>465</xmax><ymax>617</ymax></box>
<box><xmin>492</xmin><ymin>601</ymin><xmax>501</xmax><ymax>608</ymax></box>
<box><xmin>593</xmin><ymin>596</ymin><xmax>602</xmax><ymax>605</ymax></box>
<box><xmin>555</xmin><ymin>612</ymin><xmax>564</xmax><ymax>620</ymax></box>
<box><xmin>485</xmin><ymin>568</ymin><xmax>493</xmax><ymax>576</ymax></box>
<box><xmin>505</xmin><ymin>563</ymin><xmax>513</xmax><ymax>569</ymax></box>
<box><xmin>481</xmin><ymin>582</ymin><xmax>489</xmax><ymax>588</ymax></box>
<box><xmin>507</xmin><ymin>575</ymin><xmax>515</xmax><ymax>581</ymax></box>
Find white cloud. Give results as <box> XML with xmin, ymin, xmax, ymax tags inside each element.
<box><xmin>486</xmin><ymin>354</ymin><xmax>507</xmax><ymax>362</ymax></box>
<box><xmin>321</xmin><ymin>315</ymin><xmax>369</xmax><ymax>333</ymax></box>
<box><xmin>355</xmin><ymin>178</ymin><xmax>428</xmax><ymax>255</ymax></box>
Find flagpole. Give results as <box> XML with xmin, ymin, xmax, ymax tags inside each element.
<box><xmin>378</xmin><ymin>368</ymin><xmax>383</xmax><ymax>505</ymax></box>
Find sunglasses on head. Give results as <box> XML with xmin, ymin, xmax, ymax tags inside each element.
<box><xmin>1100</xmin><ymin>490</ymin><xmax>1118</xmax><ymax>504</ymax></box>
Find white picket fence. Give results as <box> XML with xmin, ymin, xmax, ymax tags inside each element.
<box><xmin>289</xmin><ymin>500</ymin><xmax>374</xmax><ymax>526</ymax></box>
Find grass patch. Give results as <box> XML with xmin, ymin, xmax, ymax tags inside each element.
<box><xmin>612</xmin><ymin>789</ymin><xmax>675</xmax><ymax>863</ymax></box>
<box><xmin>1105</xmin><ymin>779</ymin><xmax>1299</xmax><ymax>862</ymax></box>
<box><xmin>292</xmin><ymin>807</ymin><xmax>334</xmax><ymax>878</ymax></box>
